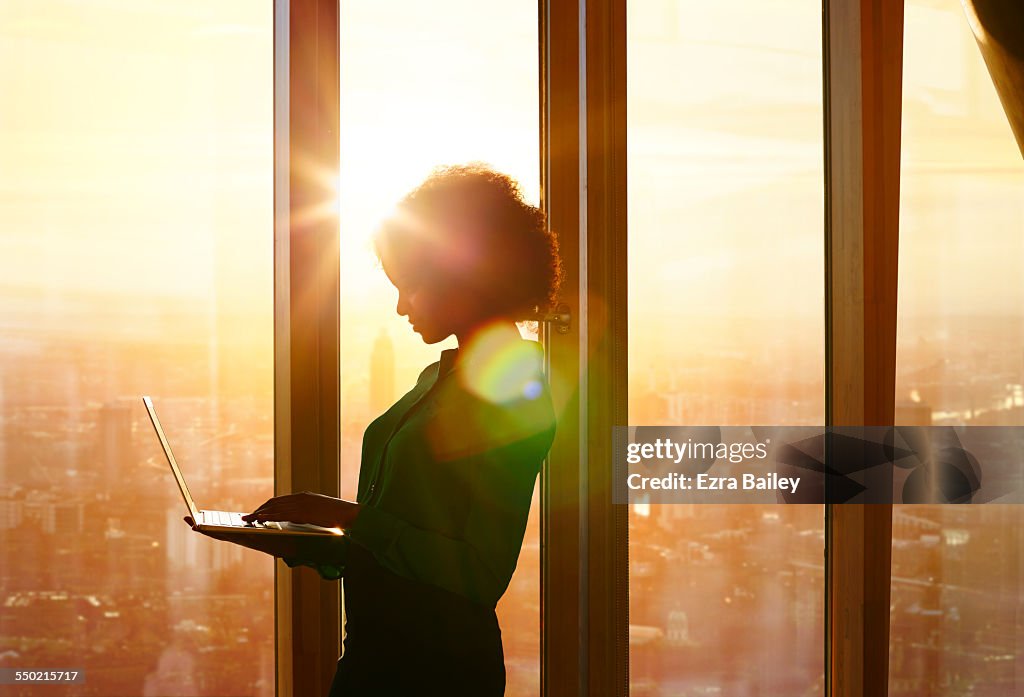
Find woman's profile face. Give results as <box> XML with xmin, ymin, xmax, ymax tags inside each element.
<box><xmin>380</xmin><ymin>243</ymin><xmax>486</xmax><ymax>345</ymax></box>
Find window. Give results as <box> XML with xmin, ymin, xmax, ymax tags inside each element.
<box><xmin>626</xmin><ymin>0</ymin><xmax>826</xmax><ymax>692</ymax></box>
<box><xmin>0</xmin><ymin>2</ymin><xmax>274</xmax><ymax>694</ymax></box>
<box><xmin>337</xmin><ymin>2</ymin><xmax>541</xmax><ymax>692</ymax></box>
<box><xmin>891</xmin><ymin>1</ymin><xmax>1024</xmax><ymax>693</ymax></box>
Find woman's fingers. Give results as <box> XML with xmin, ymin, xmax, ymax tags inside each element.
<box><xmin>247</xmin><ymin>501</ymin><xmax>299</xmax><ymax>515</ymax></box>
<box><xmin>247</xmin><ymin>493</ymin><xmax>297</xmax><ymax>516</ymax></box>
<box><xmin>253</xmin><ymin>512</ymin><xmax>307</xmax><ymax>524</ymax></box>
<box><xmin>244</xmin><ymin>491</ymin><xmax>315</xmax><ymax>519</ymax></box>
<box><xmin>243</xmin><ymin>494</ymin><xmax>300</xmax><ymax>520</ymax></box>
<box><xmin>241</xmin><ymin>492</ymin><xmax>340</xmax><ymax>527</ymax></box>
<box><xmin>243</xmin><ymin>503</ymin><xmax>305</xmax><ymax>522</ymax></box>
<box><xmin>243</xmin><ymin>501</ymin><xmax>273</xmax><ymax>519</ymax></box>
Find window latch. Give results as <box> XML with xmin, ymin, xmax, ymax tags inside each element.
<box><xmin>532</xmin><ymin>303</ymin><xmax>571</xmax><ymax>334</ymax></box>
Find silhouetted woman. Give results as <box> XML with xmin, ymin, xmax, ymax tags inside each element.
<box><xmin>242</xmin><ymin>164</ymin><xmax>561</xmax><ymax>696</ymax></box>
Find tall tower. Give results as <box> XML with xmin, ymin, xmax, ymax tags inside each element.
<box><xmin>98</xmin><ymin>400</ymin><xmax>134</xmax><ymax>490</ymax></box>
<box><xmin>369</xmin><ymin>328</ymin><xmax>395</xmax><ymax>413</ymax></box>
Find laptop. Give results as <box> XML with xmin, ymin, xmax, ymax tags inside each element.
<box><xmin>143</xmin><ymin>396</ymin><xmax>342</xmax><ymax>538</ymax></box>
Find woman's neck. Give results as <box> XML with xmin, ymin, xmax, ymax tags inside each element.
<box><xmin>454</xmin><ymin>320</ymin><xmax>522</xmax><ymax>365</ymax></box>
<box><xmin>455</xmin><ymin>320</ymin><xmax>520</xmax><ymax>350</ymax></box>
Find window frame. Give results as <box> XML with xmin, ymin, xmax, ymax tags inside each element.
<box><xmin>541</xmin><ymin>0</ymin><xmax>629</xmax><ymax>694</ymax></box>
<box><xmin>546</xmin><ymin>0</ymin><xmax>907</xmax><ymax>695</ymax></box>
<box><xmin>823</xmin><ymin>1</ymin><xmax>903</xmax><ymax>696</ymax></box>
<box><xmin>274</xmin><ymin>2</ymin><xmax>341</xmax><ymax>696</ymax></box>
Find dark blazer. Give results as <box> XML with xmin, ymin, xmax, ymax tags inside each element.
<box><xmin>324</xmin><ymin>338</ymin><xmax>556</xmax><ymax>696</ymax></box>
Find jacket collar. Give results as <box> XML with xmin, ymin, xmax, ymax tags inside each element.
<box><xmin>438</xmin><ymin>347</ymin><xmax>459</xmax><ymax>378</ymax></box>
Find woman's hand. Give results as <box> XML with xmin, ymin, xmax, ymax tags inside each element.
<box><xmin>242</xmin><ymin>492</ymin><xmax>361</xmax><ymax>529</ymax></box>
<box><xmin>183</xmin><ymin>514</ymin><xmax>348</xmax><ymax>562</ymax></box>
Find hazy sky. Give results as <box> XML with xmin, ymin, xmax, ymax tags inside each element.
<box><xmin>1</xmin><ymin>0</ymin><xmax>1021</xmax><ymax>345</ymax></box>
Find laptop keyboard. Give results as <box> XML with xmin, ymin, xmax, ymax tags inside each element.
<box><xmin>205</xmin><ymin>510</ymin><xmax>250</xmax><ymax>527</ymax></box>
<box><xmin>201</xmin><ymin>510</ymin><xmax>334</xmax><ymax>533</ymax></box>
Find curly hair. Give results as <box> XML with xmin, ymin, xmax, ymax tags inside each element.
<box><xmin>374</xmin><ymin>163</ymin><xmax>563</xmax><ymax>320</ymax></box>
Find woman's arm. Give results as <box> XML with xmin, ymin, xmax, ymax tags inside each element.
<box><xmin>234</xmin><ymin>494</ymin><xmax>359</xmax><ymax>580</ymax></box>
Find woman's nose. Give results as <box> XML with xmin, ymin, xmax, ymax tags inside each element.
<box><xmin>396</xmin><ymin>293</ymin><xmax>410</xmax><ymax>317</ymax></box>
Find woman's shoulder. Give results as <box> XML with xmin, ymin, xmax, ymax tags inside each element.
<box><xmin>450</xmin><ymin>339</ymin><xmax>549</xmax><ymax>405</ymax></box>
<box><xmin>427</xmin><ymin>339</ymin><xmax>555</xmax><ymax>460</ymax></box>
<box><xmin>417</xmin><ymin>361</ymin><xmax>441</xmax><ymax>384</ymax></box>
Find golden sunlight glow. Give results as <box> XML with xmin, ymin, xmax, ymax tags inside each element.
<box><xmin>293</xmin><ymin>158</ymin><xmax>342</xmax><ymax>229</ymax></box>
<box><xmin>337</xmin><ymin>0</ymin><xmax>540</xmax><ymax>391</ymax></box>
<box><xmin>0</xmin><ymin>0</ymin><xmax>273</xmax><ymax>343</ymax></box>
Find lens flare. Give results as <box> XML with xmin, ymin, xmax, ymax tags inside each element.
<box><xmin>457</xmin><ymin>322</ymin><xmax>543</xmax><ymax>405</ymax></box>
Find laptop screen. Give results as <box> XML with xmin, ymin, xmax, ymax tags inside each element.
<box><xmin>142</xmin><ymin>396</ymin><xmax>200</xmax><ymax>521</ymax></box>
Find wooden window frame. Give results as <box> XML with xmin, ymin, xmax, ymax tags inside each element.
<box><xmin>823</xmin><ymin>1</ymin><xmax>903</xmax><ymax>696</ymax></box>
<box><xmin>541</xmin><ymin>0</ymin><xmax>628</xmax><ymax>695</ymax></box>
<box><xmin>274</xmin><ymin>2</ymin><xmax>341</xmax><ymax>696</ymax></box>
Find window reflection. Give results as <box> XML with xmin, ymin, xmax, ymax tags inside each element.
<box><xmin>627</xmin><ymin>0</ymin><xmax>825</xmax><ymax>693</ymax></box>
<box><xmin>0</xmin><ymin>2</ymin><xmax>275</xmax><ymax>695</ymax></box>
<box><xmin>892</xmin><ymin>1</ymin><xmax>1024</xmax><ymax>694</ymax></box>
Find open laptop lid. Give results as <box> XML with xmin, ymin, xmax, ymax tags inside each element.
<box><xmin>142</xmin><ymin>396</ymin><xmax>200</xmax><ymax>521</ymax></box>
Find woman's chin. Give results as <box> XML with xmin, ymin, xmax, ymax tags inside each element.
<box><xmin>414</xmin><ymin>328</ymin><xmax>447</xmax><ymax>345</ymax></box>
<box><xmin>420</xmin><ymin>334</ymin><xmax>445</xmax><ymax>345</ymax></box>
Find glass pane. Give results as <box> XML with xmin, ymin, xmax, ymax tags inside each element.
<box><xmin>0</xmin><ymin>2</ymin><xmax>274</xmax><ymax>696</ymax></box>
<box><xmin>337</xmin><ymin>3</ymin><xmax>540</xmax><ymax>693</ymax></box>
<box><xmin>892</xmin><ymin>1</ymin><xmax>1024</xmax><ymax>694</ymax></box>
<box><xmin>627</xmin><ymin>1</ymin><xmax>826</xmax><ymax>693</ymax></box>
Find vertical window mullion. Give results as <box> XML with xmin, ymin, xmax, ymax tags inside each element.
<box><xmin>274</xmin><ymin>1</ymin><xmax>341</xmax><ymax>696</ymax></box>
<box><xmin>540</xmin><ymin>1</ymin><xmax>585</xmax><ymax>694</ymax></box>
<box><xmin>582</xmin><ymin>0</ymin><xmax>629</xmax><ymax>695</ymax></box>
<box><xmin>542</xmin><ymin>0</ymin><xmax>628</xmax><ymax>694</ymax></box>
<box><xmin>823</xmin><ymin>1</ymin><xmax>904</xmax><ymax>695</ymax></box>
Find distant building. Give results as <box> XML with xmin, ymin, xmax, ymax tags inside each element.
<box><xmin>164</xmin><ymin>508</ymin><xmax>242</xmax><ymax>574</ymax></box>
<box><xmin>369</xmin><ymin>328</ymin><xmax>395</xmax><ymax>413</ymax></box>
<box><xmin>666</xmin><ymin>607</ymin><xmax>691</xmax><ymax>644</ymax></box>
<box><xmin>655</xmin><ymin>502</ymin><xmax>695</xmax><ymax>534</ymax></box>
<box><xmin>0</xmin><ymin>497</ymin><xmax>23</xmax><ymax>530</ymax></box>
<box><xmin>892</xmin><ymin>509</ymin><xmax>942</xmax><ymax>541</ymax></box>
<box><xmin>98</xmin><ymin>401</ymin><xmax>134</xmax><ymax>487</ymax></box>
<box><xmin>22</xmin><ymin>499</ymin><xmax>85</xmax><ymax>535</ymax></box>
<box><xmin>19</xmin><ymin>492</ymin><xmax>85</xmax><ymax>535</ymax></box>
<box><xmin>895</xmin><ymin>400</ymin><xmax>932</xmax><ymax>426</ymax></box>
